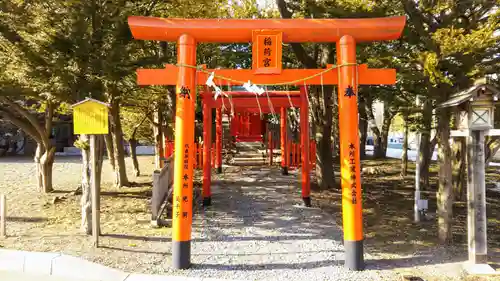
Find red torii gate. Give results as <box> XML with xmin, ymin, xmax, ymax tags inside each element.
<box><xmin>201</xmin><ymin>89</ymin><xmax>308</xmax><ymax>207</ymax></box>
<box><xmin>128</xmin><ymin>15</ymin><xmax>405</xmax><ymax>271</ymax></box>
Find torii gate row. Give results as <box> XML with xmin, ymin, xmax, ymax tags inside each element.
<box><xmin>204</xmin><ymin>90</ymin><xmax>302</xmax><ymax>108</ymax></box>
<box><xmin>128</xmin><ymin>15</ymin><xmax>405</xmax><ymax>271</ymax></box>
<box><xmin>201</xmin><ymin>88</ymin><xmax>309</xmax><ymax>208</ymax></box>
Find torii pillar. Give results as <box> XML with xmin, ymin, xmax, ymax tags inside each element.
<box><xmin>202</xmin><ymin>87</ymin><xmax>212</xmax><ymax>207</ymax></box>
<box><xmin>300</xmin><ymin>87</ymin><xmax>311</xmax><ymax>207</ymax></box>
<box><xmin>172</xmin><ymin>34</ymin><xmax>196</xmax><ymax>270</ymax></box>
<box><xmin>337</xmin><ymin>35</ymin><xmax>363</xmax><ymax>270</ymax></box>
<box><xmin>128</xmin><ymin>15</ymin><xmax>405</xmax><ymax>271</ymax></box>
<box><xmin>280</xmin><ymin>107</ymin><xmax>288</xmax><ymax>175</ymax></box>
<box><xmin>215</xmin><ymin>108</ymin><xmax>223</xmax><ymax>174</ymax></box>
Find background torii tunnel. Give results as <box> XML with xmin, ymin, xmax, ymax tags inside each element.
<box><xmin>200</xmin><ymin>89</ymin><xmax>305</xmax><ymax>178</ymax></box>
<box><xmin>128</xmin><ymin>15</ymin><xmax>406</xmax><ymax>271</ymax></box>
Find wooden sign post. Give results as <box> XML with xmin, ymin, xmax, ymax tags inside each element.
<box><xmin>72</xmin><ymin>98</ymin><xmax>109</xmax><ymax>247</ymax></box>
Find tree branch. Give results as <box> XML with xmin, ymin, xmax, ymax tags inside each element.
<box><xmin>131</xmin><ymin>114</ymin><xmax>149</xmax><ymax>140</ymax></box>
<box><xmin>401</xmin><ymin>0</ymin><xmax>439</xmax><ymax>53</ymax></box>
<box><xmin>0</xmin><ymin>108</ymin><xmax>42</xmax><ymax>143</ymax></box>
<box><xmin>45</xmin><ymin>100</ymin><xmax>55</xmax><ymax>138</ymax></box>
<box><xmin>1</xmin><ymin>98</ymin><xmax>50</xmax><ymax>148</ymax></box>
<box><xmin>276</xmin><ymin>0</ymin><xmax>317</xmax><ymax>68</ymax></box>
<box><xmin>364</xmin><ymin>95</ymin><xmax>381</xmax><ymax>137</ymax></box>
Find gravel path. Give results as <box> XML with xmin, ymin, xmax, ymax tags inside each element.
<box><xmin>176</xmin><ymin>166</ymin><xmax>400</xmax><ymax>281</ymax></box>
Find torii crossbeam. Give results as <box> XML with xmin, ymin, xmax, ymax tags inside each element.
<box><xmin>128</xmin><ymin>15</ymin><xmax>405</xmax><ymax>272</ymax></box>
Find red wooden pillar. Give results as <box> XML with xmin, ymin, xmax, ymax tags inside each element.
<box><xmin>211</xmin><ymin>143</ymin><xmax>215</xmax><ymax>167</ymax></box>
<box><xmin>300</xmin><ymin>86</ymin><xmax>311</xmax><ymax>207</ymax></box>
<box><xmin>337</xmin><ymin>35</ymin><xmax>364</xmax><ymax>270</ymax></box>
<box><xmin>215</xmin><ymin>108</ymin><xmax>222</xmax><ymax>174</ymax></box>
<box><xmin>311</xmin><ymin>140</ymin><xmax>316</xmax><ymax>167</ymax></box>
<box><xmin>164</xmin><ymin>136</ymin><xmax>169</xmax><ymax>158</ymax></box>
<box><xmin>202</xmin><ymin>92</ymin><xmax>212</xmax><ymax>206</ymax></box>
<box><xmin>172</xmin><ymin>34</ymin><xmax>196</xmax><ymax>270</ymax></box>
<box><xmin>280</xmin><ymin>107</ymin><xmax>288</xmax><ymax>175</ymax></box>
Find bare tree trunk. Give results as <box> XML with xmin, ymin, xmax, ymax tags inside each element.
<box><xmin>437</xmin><ymin>108</ymin><xmax>453</xmax><ymax>244</ymax></box>
<box><xmin>359</xmin><ymin>96</ymin><xmax>368</xmax><ymax>159</ymax></box>
<box><xmin>79</xmin><ymin>134</ymin><xmax>104</xmax><ymax>235</ymax></box>
<box><xmin>165</xmin><ymin>86</ymin><xmax>176</xmax><ymax>141</ymax></box>
<box><xmin>312</xmin><ymin>85</ymin><xmax>335</xmax><ymax>190</ymax></box>
<box><xmin>365</xmin><ymin>95</ymin><xmax>384</xmax><ymax>158</ymax></box>
<box><xmin>110</xmin><ymin>99</ymin><xmax>129</xmax><ymax>187</ymax></box>
<box><xmin>34</xmin><ymin>142</ymin><xmax>55</xmax><ymax>192</ymax></box>
<box><xmin>22</xmin><ymin>99</ymin><xmax>57</xmax><ymax>193</ymax></box>
<box><xmin>104</xmin><ymin>133</ymin><xmax>115</xmax><ymax>171</ymax></box>
<box><xmin>34</xmin><ymin>143</ymin><xmax>44</xmax><ymax>191</ymax></box>
<box><xmin>452</xmin><ymin>108</ymin><xmax>467</xmax><ymax>202</ymax></box>
<box><xmin>40</xmin><ymin>147</ymin><xmax>55</xmax><ymax>193</ymax></box>
<box><xmin>275</xmin><ymin>1</ymin><xmax>336</xmax><ymax>189</ymax></box>
<box><xmin>451</xmin><ymin>138</ymin><xmax>467</xmax><ymax>201</ymax></box>
<box><xmin>79</xmin><ymin>135</ymin><xmax>92</xmax><ymax>234</ymax></box>
<box><xmin>376</xmin><ymin>101</ymin><xmax>396</xmax><ymax>159</ymax></box>
<box><xmin>419</xmin><ymin>100</ymin><xmax>434</xmax><ymax>188</ymax></box>
<box><xmin>316</xmin><ymin>122</ymin><xmax>335</xmax><ymax>189</ymax></box>
<box><xmin>129</xmin><ymin>138</ymin><xmax>140</xmax><ymax>176</ymax></box>
<box><xmin>129</xmin><ymin>115</ymin><xmax>148</xmax><ymax>177</ymax></box>
<box><xmin>401</xmin><ymin>111</ymin><xmax>409</xmax><ymax>177</ymax></box>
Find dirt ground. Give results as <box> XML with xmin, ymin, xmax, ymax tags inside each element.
<box><xmin>313</xmin><ymin>158</ymin><xmax>500</xmax><ymax>281</ymax></box>
<box><xmin>0</xmin><ymin>155</ymin><xmax>499</xmax><ymax>280</ymax></box>
<box><xmin>0</xmin><ymin>156</ymin><xmax>173</xmax><ymax>272</ymax></box>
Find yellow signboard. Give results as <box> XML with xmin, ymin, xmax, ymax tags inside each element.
<box><xmin>72</xmin><ymin>98</ymin><xmax>109</xmax><ymax>135</ymax></box>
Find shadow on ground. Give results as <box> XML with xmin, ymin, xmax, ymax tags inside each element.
<box><xmin>313</xmin><ymin>157</ymin><xmax>500</xmax><ymax>270</ymax></box>
<box><xmin>183</xmin><ymin>164</ymin><xmax>483</xmax><ymax>273</ymax></box>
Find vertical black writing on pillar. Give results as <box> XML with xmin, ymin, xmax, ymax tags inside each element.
<box><xmin>182</xmin><ymin>144</ymin><xmax>190</xmax><ymax>219</ymax></box>
<box><xmin>263</xmin><ymin>37</ymin><xmax>272</xmax><ymax>67</ymax></box>
<box><xmin>348</xmin><ymin>143</ymin><xmax>357</xmax><ymax>204</ymax></box>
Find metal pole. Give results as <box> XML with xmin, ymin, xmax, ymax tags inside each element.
<box><xmin>414</xmin><ymin>133</ymin><xmax>421</xmax><ymax>223</ymax></box>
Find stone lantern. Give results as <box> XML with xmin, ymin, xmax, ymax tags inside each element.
<box><xmin>438</xmin><ymin>82</ymin><xmax>499</xmax><ymax>272</ymax></box>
